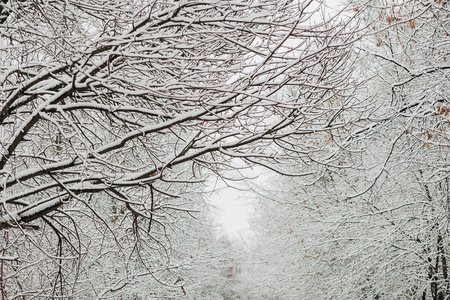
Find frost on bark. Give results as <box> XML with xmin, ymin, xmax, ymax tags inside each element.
<box><xmin>0</xmin><ymin>0</ymin><xmax>362</xmax><ymax>297</ymax></box>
